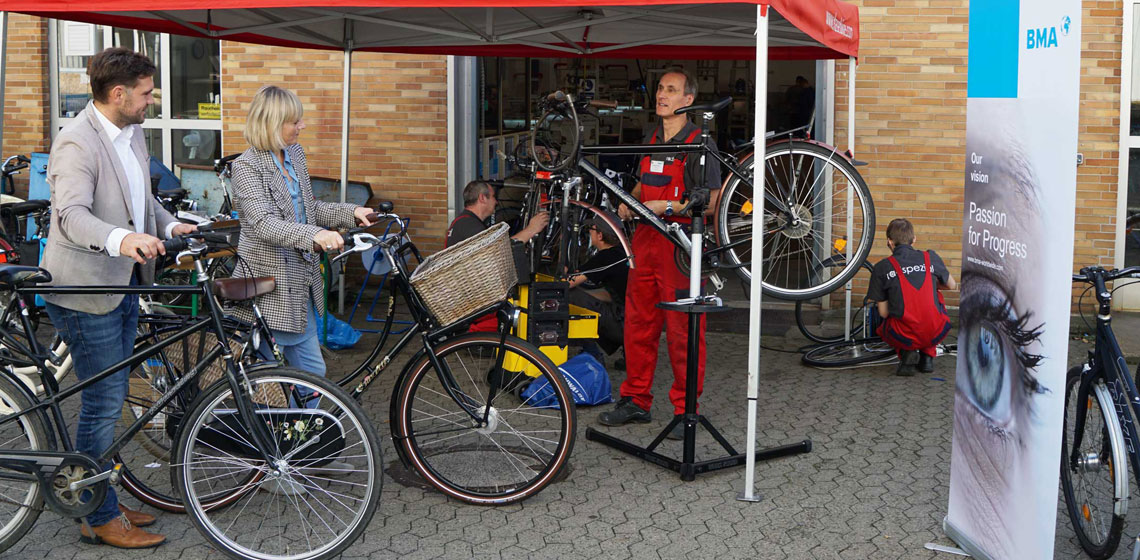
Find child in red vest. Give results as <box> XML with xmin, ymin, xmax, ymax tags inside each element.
<box><xmin>867</xmin><ymin>218</ymin><xmax>957</xmax><ymax>375</ymax></box>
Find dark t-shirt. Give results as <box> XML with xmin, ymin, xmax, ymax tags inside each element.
<box><xmin>580</xmin><ymin>246</ymin><xmax>629</xmax><ymax>306</ymax></box>
<box><xmin>446</xmin><ymin>209</ymin><xmax>486</xmax><ymax>247</ymax></box>
<box><xmin>866</xmin><ymin>244</ymin><xmax>949</xmax><ymax>319</ymax></box>
<box><xmin>642</xmin><ymin>121</ymin><xmax>723</xmax><ymax>194</ymax></box>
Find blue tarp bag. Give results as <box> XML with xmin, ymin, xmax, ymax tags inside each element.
<box><xmin>520</xmin><ymin>353</ymin><xmax>612</xmax><ymax>409</ymax></box>
<box><xmin>317</xmin><ymin>313</ymin><xmax>362</xmax><ymax>349</ymax></box>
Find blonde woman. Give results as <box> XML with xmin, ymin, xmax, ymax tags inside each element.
<box><xmin>230</xmin><ymin>85</ymin><xmax>373</xmax><ymax>387</ymax></box>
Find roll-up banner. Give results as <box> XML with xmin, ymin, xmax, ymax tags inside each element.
<box><xmin>944</xmin><ymin>1</ymin><xmax>1081</xmax><ymax>559</ymax></box>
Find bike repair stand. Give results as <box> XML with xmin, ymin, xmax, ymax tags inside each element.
<box><xmin>585</xmin><ymin>108</ymin><xmax>811</xmax><ymax>480</ymax></box>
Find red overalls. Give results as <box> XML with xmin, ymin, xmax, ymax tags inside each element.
<box><xmin>446</xmin><ymin>213</ymin><xmax>499</xmax><ymax>333</ymax></box>
<box><xmin>876</xmin><ymin>251</ymin><xmax>951</xmax><ymax>358</ymax></box>
<box><xmin>620</xmin><ymin>127</ymin><xmax>707</xmax><ymax>416</ymax></box>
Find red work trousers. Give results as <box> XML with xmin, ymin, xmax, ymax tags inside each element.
<box><xmin>620</xmin><ymin>226</ymin><xmax>706</xmax><ymax>415</ymax></box>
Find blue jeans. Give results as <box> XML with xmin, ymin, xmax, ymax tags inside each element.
<box><xmin>46</xmin><ymin>294</ymin><xmax>140</xmax><ymax>528</ymax></box>
<box><xmin>259</xmin><ymin>300</ymin><xmax>325</xmax><ymax>407</ymax></box>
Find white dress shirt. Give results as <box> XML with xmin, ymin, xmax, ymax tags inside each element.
<box><xmin>92</xmin><ymin>106</ymin><xmax>176</xmax><ymax>257</ymax></box>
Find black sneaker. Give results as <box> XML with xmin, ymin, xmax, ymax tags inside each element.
<box><xmin>895</xmin><ymin>350</ymin><xmax>916</xmax><ymax>377</ymax></box>
<box><xmin>917</xmin><ymin>353</ymin><xmax>934</xmax><ymax>373</ymax></box>
<box><xmin>597</xmin><ymin>397</ymin><xmax>651</xmax><ymax>426</ymax></box>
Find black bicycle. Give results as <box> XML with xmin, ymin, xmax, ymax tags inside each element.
<box><xmin>331</xmin><ymin>203</ymin><xmax>577</xmax><ymax>505</ymax></box>
<box><xmin>1060</xmin><ymin>265</ymin><xmax>1140</xmax><ymax>559</ymax></box>
<box><xmin>524</xmin><ymin>92</ymin><xmax>875</xmax><ymax>300</ymax></box>
<box><xmin>0</xmin><ymin>234</ymin><xmax>382</xmax><ymax>560</ymax></box>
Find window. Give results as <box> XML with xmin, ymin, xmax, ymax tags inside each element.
<box><xmin>49</xmin><ymin>21</ymin><xmax>223</xmax><ymax>171</ymax></box>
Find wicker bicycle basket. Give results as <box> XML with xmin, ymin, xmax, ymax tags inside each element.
<box><xmin>409</xmin><ymin>222</ymin><xmax>517</xmax><ymax>326</ymax></box>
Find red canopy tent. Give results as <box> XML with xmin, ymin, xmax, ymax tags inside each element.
<box><xmin>1</xmin><ymin>0</ymin><xmax>860</xmax><ymax>500</ymax></box>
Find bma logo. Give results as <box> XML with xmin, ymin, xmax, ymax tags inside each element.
<box><xmin>826</xmin><ymin>12</ymin><xmax>853</xmax><ymax>39</ymax></box>
<box><xmin>1027</xmin><ymin>16</ymin><xmax>1071</xmax><ymax>49</ymax></box>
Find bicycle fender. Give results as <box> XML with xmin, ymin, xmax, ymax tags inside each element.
<box><xmin>388</xmin><ymin>346</ymin><xmax>429</xmax><ymax>469</ymax></box>
<box><xmin>566</xmin><ymin>200</ymin><xmax>634</xmax><ymax>269</ymax></box>
<box><xmin>0</xmin><ymin>367</ymin><xmax>58</xmax><ymax>450</ymax></box>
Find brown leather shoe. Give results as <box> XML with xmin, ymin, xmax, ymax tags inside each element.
<box><xmin>118</xmin><ymin>504</ymin><xmax>155</xmax><ymax>528</ymax></box>
<box><xmin>79</xmin><ymin>516</ymin><xmax>165</xmax><ymax>549</ymax></box>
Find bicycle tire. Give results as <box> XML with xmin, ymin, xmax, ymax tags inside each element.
<box><xmin>794</xmin><ymin>260</ymin><xmax>874</xmax><ymax>344</ymax></box>
<box><xmin>395</xmin><ymin>333</ymin><xmax>576</xmax><ymax>505</ymax></box>
<box><xmin>0</xmin><ymin>373</ymin><xmax>49</xmax><ymax>554</ymax></box>
<box><xmin>173</xmin><ymin>367</ymin><xmax>382</xmax><ymax>560</ymax></box>
<box><xmin>1060</xmin><ymin>365</ymin><xmax>1126</xmax><ymax>559</ymax></box>
<box><xmin>801</xmin><ymin>338</ymin><xmax>895</xmax><ymax>368</ymax></box>
<box><xmin>716</xmin><ymin>141</ymin><xmax>875</xmax><ymax>301</ymax></box>
<box><xmin>117</xmin><ymin>331</ymin><xmax>261</xmax><ymax>513</ymax></box>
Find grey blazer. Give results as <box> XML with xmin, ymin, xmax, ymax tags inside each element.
<box><xmin>40</xmin><ymin>102</ymin><xmax>178</xmax><ymax>314</ymax></box>
<box><xmin>230</xmin><ymin>144</ymin><xmax>357</xmax><ymax>334</ymax></box>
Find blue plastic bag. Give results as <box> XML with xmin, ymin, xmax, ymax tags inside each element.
<box><xmin>317</xmin><ymin>313</ymin><xmax>362</xmax><ymax>350</ymax></box>
<box><xmin>520</xmin><ymin>353</ymin><xmax>612</xmax><ymax>409</ymax></box>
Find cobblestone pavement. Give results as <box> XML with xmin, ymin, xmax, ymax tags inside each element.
<box><xmin>0</xmin><ymin>317</ymin><xmax>1125</xmax><ymax>559</ymax></box>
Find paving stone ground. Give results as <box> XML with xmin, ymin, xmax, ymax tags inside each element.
<box><xmin>0</xmin><ymin>310</ymin><xmax>1132</xmax><ymax>559</ymax></box>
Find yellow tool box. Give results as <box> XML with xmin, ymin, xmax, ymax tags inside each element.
<box><xmin>502</xmin><ymin>275</ymin><xmax>599</xmax><ymax>376</ymax></box>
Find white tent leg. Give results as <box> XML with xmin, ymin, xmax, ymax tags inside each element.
<box><xmin>336</xmin><ymin>43</ymin><xmax>353</xmax><ymax>314</ymax></box>
<box><xmin>843</xmin><ymin>57</ymin><xmax>855</xmax><ymax>339</ymax></box>
<box><xmin>0</xmin><ymin>12</ymin><xmax>8</xmax><ymax>153</ymax></box>
<box><xmin>738</xmin><ymin>3</ymin><xmax>768</xmax><ymax>504</ymax></box>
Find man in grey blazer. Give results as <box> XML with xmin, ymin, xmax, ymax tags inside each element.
<box><xmin>41</xmin><ymin>47</ymin><xmax>194</xmax><ymax>549</ymax></box>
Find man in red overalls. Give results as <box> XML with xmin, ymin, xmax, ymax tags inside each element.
<box><xmin>446</xmin><ymin>180</ymin><xmax>548</xmax><ymax>332</ymax></box>
<box><xmin>597</xmin><ymin>70</ymin><xmax>721</xmax><ymax>439</ymax></box>
<box><xmin>867</xmin><ymin>218</ymin><xmax>957</xmax><ymax>375</ymax></box>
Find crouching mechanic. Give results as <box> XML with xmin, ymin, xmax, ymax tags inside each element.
<box><xmin>867</xmin><ymin>218</ymin><xmax>957</xmax><ymax>375</ymax></box>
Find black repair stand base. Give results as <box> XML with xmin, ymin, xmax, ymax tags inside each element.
<box><xmin>585</xmin><ymin>300</ymin><xmax>810</xmax><ymax>481</ymax></box>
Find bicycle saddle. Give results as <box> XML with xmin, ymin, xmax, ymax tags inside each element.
<box><xmin>155</xmin><ymin>187</ymin><xmax>189</xmax><ymax>199</ymax></box>
<box><xmin>213</xmin><ymin>276</ymin><xmax>276</xmax><ymax>301</ymax></box>
<box><xmin>674</xmin><ymin>96</ymin><xmax>732</xmax><ymax>115</ymax></box>
<box><xmin>0</xmin><ymin>199</ymin><xmax>49</xmax><ymax>215</ymax></box>
<box><xmin>0</xmin><ymin>264</ymin><xmax>51</xmax><ymax>289</ymax></box>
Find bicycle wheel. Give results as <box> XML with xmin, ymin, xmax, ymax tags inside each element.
<box><xmin>1060</xmin><ymin>365</ymin><xmax>1126</xmax><ymax>559</ymax></box>
<box><xmin>716</xmin><ymin>141</ymin><xmax>875</xmax><ymax>300</ymax></box>
<box><xmin>794</xmin><ymin>260</ymin><xmax>874</xmax><ymax>344</ymax></box>
<box><xmin>173</xmin><ymin>368</ymin><xmax>382</xmax><ymax>560</ymax></box>
<box><xmin>0</xmin><ymin>374</ymin><xmax>49</xmax><ymax>553</ymax></box>
<box><xmin>801</xmin><ymin>338</ymin><xmax>895</xmax><ymax>368</ymax></box>
<box><xmin>395</xmin><ymin>333</ymin><xmax>575</xmax><ymax>504</ymax></box>
<box><xmin>118</xmin><ymin>326</ymin><xmax>260</xmax><ymax>513</ymax></box>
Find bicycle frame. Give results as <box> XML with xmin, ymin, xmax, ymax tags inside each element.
<box><xmin>0</xmin><ymin>262</ymin><xmax>282</xmax><ymax>485</ymax></box>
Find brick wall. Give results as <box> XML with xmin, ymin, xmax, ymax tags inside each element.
<box><xmin>835</xmin><ymin>0</ymin><xmax>1122</xmax><ymax>311</ymax></box>
<box><xmin>220</xmin><ymin>43</ymin><xmax>449</xmax><ymax>256</ymax></box>
<box><xmin>1</xmin><ymin>13</ymin><xmax>50</xmax><ymax>199</ymax></box>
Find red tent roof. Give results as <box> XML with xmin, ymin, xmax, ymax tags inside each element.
<box><xmin>11</xmin><ymin>0</ymin><xmax>858</xmax><ymax>60</ymax></box>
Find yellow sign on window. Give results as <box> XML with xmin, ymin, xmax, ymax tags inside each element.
<box><xmin>198</xmin><ymin>103</ymin><xmax>221</xmax><ymax>120</ymax></box>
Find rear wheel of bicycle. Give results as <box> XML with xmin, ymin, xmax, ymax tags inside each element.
<box><xmin>794</xmin><ymin>259</ymin><xmax>874</xmax><ymax>344</ymax></box>
<box><xmin>716</xmin><ymin>141</ymin><xmax>875</xmax><ymax>301</ymax></box>
<box><xmin>1060</xmin><ymin>366</ymin><xmax>1126</xmax><ymax>559</ymax></box>
<box><xmin>395</xmin><ymin>333</ymin><xmax>576</xmax><ymax>504</ymax></box>
<box><xmin>801</xmin><ymin>338</ymin><xmax>895</xmax><ymax>368</ymax></box>
<box><xmin>173</xmin><ymin>368</ymin><xmax>382</xmax><ymax>560</ymax></box>
<box><xmin>117</xmin><ymin>330</ymin><xmax>262</xmax><ymax>513</ymax></box>
<box><xmin>0</xmin><ymin>374</ymin><xmax>48</xmax><ymax>553</ymax></box>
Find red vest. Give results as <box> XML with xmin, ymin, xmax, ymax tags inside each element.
<box><xmin>638</xmin><ymin>127</ymin><xmax>701</xmax><ymax>224</ymax></box>
<box><xmin>876</xmin><ymin>251</ymin><xmax>951</xmax><ymax>350</ymax></box>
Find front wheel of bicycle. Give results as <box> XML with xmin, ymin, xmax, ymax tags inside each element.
<box><xmin>716</xmin><ymin>141</ymin><xmax>875</xmax><ymax>301</ymax></box>
<box><xmin>0</xmin><ymin>374</ymin><xmax>49</xmax><ymax>554</ymax></box>
<box><xmin>801</xmin><ymin>338</ymin><xmax>895</xmax><ymax>368</ymax></box>
<box><xmin>395</xmin><ymin>333</ymin><xmax>576</xmax><ymax>504</ymax></box>
<box><xmin>794</xmin><ymin>259</ymin><xmax>874</xmax><ymax>344</ymax></box>
<box><xmin>173</xmin><ymin>368</ymin><xmax>382</xmax><ymax>560</ymax></box>
<box><xmin>1060</xmin><ymin>365</ymin><xmax>1126</xmax><ymax>559</ymax></box>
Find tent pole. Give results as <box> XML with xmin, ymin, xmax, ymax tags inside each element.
<box><xmin>738</xmin><ymin>2</ymin><xmax>769</xmax><ymax>504</ymax></box>
<box><xmin>337</xmin><ymin>40</ymin><xmax>353</xmax><ymax>314</ymax></box>
<box><xmin>0</xmin><ymin>12</ymin><xmax>8</xmax><ymax>154</ymax></box>
<box><xmin>844</xmin><ymin>56</ymin><xmax>856</xmax><ymax>340</ymax></box>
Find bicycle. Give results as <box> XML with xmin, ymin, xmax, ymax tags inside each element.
<box><xmin>1060</xmin><ymin>265</ymin><xmax>1140</xmax><ymax>559</ymax></box>
<box><xmin>330</xmin><ymin>203</ymin><xmax>577</xmax><ymax>505</ymax></box>
<box><xmin>524</xmin><ymin>92</ymin><xmax>874</xmax><ymax>301</ymax></box>
<box><xmin>794</xmin><ymin>255</ymin><xmax>875</xmax><ymax>344</ymax></box>
<box><xmin>0</xmin><ymin>233</ymin><xmax>382</xmax><ymax>560</ymax></box>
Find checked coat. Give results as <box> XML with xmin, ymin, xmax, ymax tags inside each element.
<box><xmin>230</xmin><ymin>144</ymin><xmax>357</xmax><ymax>334</ymax></box>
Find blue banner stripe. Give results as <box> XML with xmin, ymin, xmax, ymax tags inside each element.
<box><xmin>968</xmin><ymin>0</ymin><xmax>1019</xmax><ymax>98</ymax></box>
